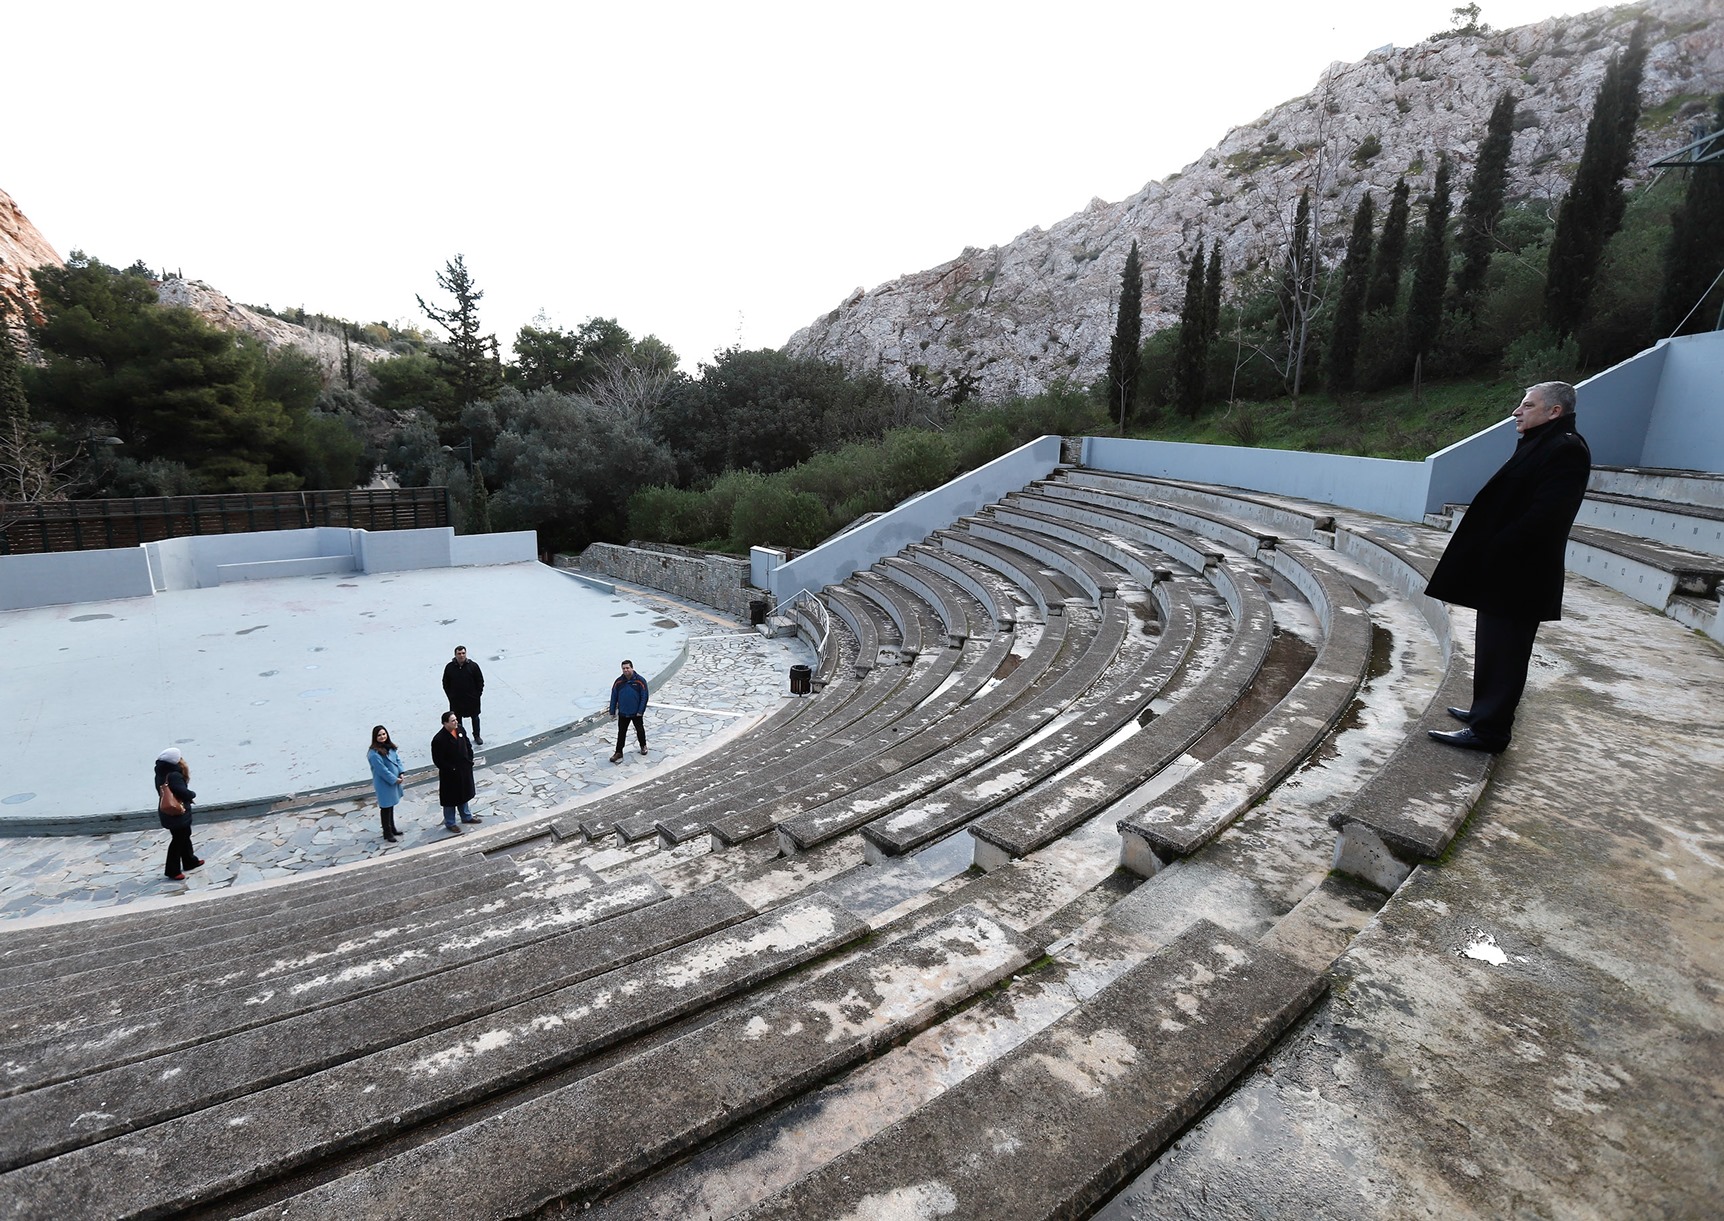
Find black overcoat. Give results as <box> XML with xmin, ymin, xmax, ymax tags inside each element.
<box><xmin>1424</xmin><ymin>414</ymin><xmax>1591</xmax><ymax>622</ymax></box>
<box><xmin>442</xmin><ymin>659</ymin><xmax>484</xmax><ymax>716</ymax></box>
<box><xmin>430</xmin><ymin>726</ymin><xmax>477</xmax><ymax>806</ymax></box>
<box><xmin>153</xmin><ymin>761</ymin><xmax>196</xmax><ymax>830</ymax></box>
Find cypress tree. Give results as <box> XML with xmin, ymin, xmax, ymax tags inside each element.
<box><xmin>1202</xmin><ymin>240</ymin><xmax>1223</xmax><ymax>344</ymax></box>
<box><xmin>1280</xmin><ymin>190</ymin><xmax>1313</xmax><ymax>333</ymax></box>
<box><xmin>1405</xmin><ymin>157</ymin><xmax>1454</xmax><ymax>364</ymax></box>
<box><xmin>1366</xmin><ymin>178</ymin><xmax>1412</xmax><ymax>313</ymax></box>
<box><xmin>1173</xmin><ymin>245</ymin><xmax>1210</xmax><ymax>417</ymax></box>
<box><xmin>1327</xmin><ymin>192</ymin><xmax>1376</xmax><ymax>393</ymax></box>
<box><xmin>1452</xmin><ymin>92</ymin><xmax>1518</xmax><ymax>311</ymax></box>
<box><xmin>1652</xmin><ymin>94</ymin><xmax>1724</xmax><ymax>337</ymax></box>
<box><xmin>1545</xmin><ymin>24</ymin><xmax>1648</xmax><ymax>337</ymax></box>
<box><xmin>1106</xmin><ymin>240</ymin><xmax>1144</xmax><ymax>429</ymax></box>
<box><xmin>0</xmin><ymin>301</ymin><xmax>28</xmax><ymax>430</ymax></box>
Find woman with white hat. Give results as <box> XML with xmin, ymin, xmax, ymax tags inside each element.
<box><xmin>153</xmin><ymin>748</ymin><xmax>202</xmax><ymax>881</ymax></box>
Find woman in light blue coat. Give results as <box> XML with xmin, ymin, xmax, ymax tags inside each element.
<box><xmin>367</xmin><ymin>725</ymin><xmax>406</xmax><ymax>842</ymax></box>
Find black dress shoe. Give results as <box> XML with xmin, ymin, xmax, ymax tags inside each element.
<box><xmin>1428</xmin><ymin>727</ymin><xmax>1506</xmax><ymax>754</ymax></box>
<box><xmin>1446</xmin><ymin>707</ymin><xmax>1474</xmax><ymax>723</ymax></box>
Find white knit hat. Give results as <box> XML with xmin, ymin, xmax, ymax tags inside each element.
<box><xmin>156</xmin><ymin>748</ymin><xmax>183</xmax><ymax>764</ymax></box>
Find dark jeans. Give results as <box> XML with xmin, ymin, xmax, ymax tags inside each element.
<box><xmin>1470</xmin><ymin>611</ymin><xmax>1542</xmax><ymax>749</ymax></box>
<box><xmin>165</xmin><ymin>826</ymin><xmax>197</xmax><ymax>876</ymax></box>
<box><xmin>615</xmin><ymin>714</ymin><xmax>646</xmax><ymax>754</ymax></box>
<box><xmin>457</xmin><ymin>714</ymin><xmax>482</xmax><ymax>742</ymax></box>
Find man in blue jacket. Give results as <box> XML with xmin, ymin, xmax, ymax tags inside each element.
<box><xmin>609</xmin><ymin>659</ymin><xmax>650</xmax><ymax>763</ymax></box>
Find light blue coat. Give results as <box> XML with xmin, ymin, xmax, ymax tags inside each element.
<box><xmin>368</xmin><ymin>747</ymin><xmax>405</xmax><ymax>807</ymax></box>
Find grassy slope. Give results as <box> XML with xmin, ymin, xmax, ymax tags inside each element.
<box><xmin>1121</xmin><ymin>372</ymin><xmax>1523</xmax><ymax>461</ymax></box>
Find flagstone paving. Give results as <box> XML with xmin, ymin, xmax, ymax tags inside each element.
<box><xmin>0</xmin><ymin>595</ymin><xmax>811</xmax><ymax>924</ymax></box>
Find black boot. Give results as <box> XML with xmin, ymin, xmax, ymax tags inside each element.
<box><xmin>382</xmin><ymin>807</ymin><xmax>400</xmax><ymax>842</ymax></box>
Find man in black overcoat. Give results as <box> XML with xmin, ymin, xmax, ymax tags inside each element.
<box><xmin>1424</xmin><ymin>381</ymin><xmax>1591</xmax><ymax>753</ymax></box>
<box><xmin>441</xmin><ymin>644</ymin><xmax>485</xmax><ymax>745</ymax></box>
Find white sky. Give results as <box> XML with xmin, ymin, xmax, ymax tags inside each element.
<box><xmin>7</xmin><ymin>0</ymin><xmax>1577</xmax><ymax>372</ymax></box>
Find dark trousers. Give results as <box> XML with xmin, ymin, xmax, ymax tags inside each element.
<box><xmin>457</xmin><ymin>714</ymin><xmax>482</xmax><ymax>743</ymax></box>
<box><xmin>615</xmin><ymin>714</ymin><xmax>646</xmax><ymax>754</ymax></box>
<box><xmin>164</xmin><ymin>826</ymin><xmax>197</xmax><ymax>876</ymax></box>
<box><xmin>1470</xmin><ymin>611</ymin><xmax>1542</xmax><ymax>749</ymax></box>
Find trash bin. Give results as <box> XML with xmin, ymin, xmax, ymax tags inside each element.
<box><xmin>789</xmin><ymin>663</ymin><xmax>812</xmax><ymax>695</ymax></box>
<box><xmin>750</xmin><ymin>599</ymin><xmax>768</xmax><ymax>626</ymax></box>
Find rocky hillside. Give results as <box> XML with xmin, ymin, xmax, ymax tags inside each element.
<box><xmin>0</xmin><ymin>189</ymin><xmax>389</xmax><ymax>375</ymax></box>
<box><xmin>153</xmin><ymin>278</ymin><xmax>393</xmax><ymax>382</ymax></box>
<box><xmin>787</xmin><ymin>0</ymin><xmax>1724</xmax><ymax>400</ymax></box>
<box><xmin>0</xmin><ymin>187</ymin><xmax>63</xmax><ymax>335</ymax></box>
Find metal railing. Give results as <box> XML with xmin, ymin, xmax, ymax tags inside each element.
<box><xmin>780</xmin><ymin>587</ymin><xmax>832</xmax><ymax>656</ymax></box>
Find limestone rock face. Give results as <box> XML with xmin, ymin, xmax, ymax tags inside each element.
<box><xmin>0</xmin><ymin>189</ymin><xmax>390</xmax><ymax>376</ymax></box>
<box><xmin>153</xmin><ymin>278</ymin><xmax>393</xmax><ymax>381</ymax></box>
<box><xmin>788</xmin><ymin>0</ymin><xmax>1724</xmax><ymax>400</ymax></box>
<box><xmin>0</xmin><ymin>187</ymin><xmax>65</xmax><ymax>334</ymax></box>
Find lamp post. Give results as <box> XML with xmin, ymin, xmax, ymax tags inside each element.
<box><xmin>439</xmin><ymin>437</ymin><xmax>489</xmax><ymax>534</ymax></box>
<box><xmin>440</xmin><ymin>438</ymin><xmax>474</xmax><ymax>471</ymax></box>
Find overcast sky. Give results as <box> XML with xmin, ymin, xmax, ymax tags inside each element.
<box><xmin>8</xmin><ymin>0</ymin><xmax>1577</xmax><ymax>371</ymax></box>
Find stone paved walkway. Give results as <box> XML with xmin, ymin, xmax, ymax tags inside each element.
<box><xmin>0</xmin><ymin>592</ymin><xmax>812</xmax><ymax>924</ymax></box>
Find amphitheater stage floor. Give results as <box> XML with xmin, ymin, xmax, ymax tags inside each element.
<box><xmin>3</xmin><ymin>563</ymin><xmax>688</xmax><ymax>829</ymax></box>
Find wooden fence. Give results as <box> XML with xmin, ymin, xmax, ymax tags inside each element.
<box><xmin>0</xmin><ymin>487</ymin><xmax>451</xmax><ymax>555</ymax></box>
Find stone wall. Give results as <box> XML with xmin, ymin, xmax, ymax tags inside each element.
<box><xmin>565</xmin><ymin>542</ymin><xmax>760</xmax><ymax>621</ymax></box>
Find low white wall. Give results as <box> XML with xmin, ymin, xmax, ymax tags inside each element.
<box><xmin>150</xmin><ymin>527</ymin><xmax>359</xmax><ymax>590</ymax></box>
<box><xmin>1642</xmin><ymin>331</ymin><xmax>1724</xmax><ymax>470</ymax></box>
<box><xmin>1082</xmin><ymin>436</ymin><xmax>1431</xmax><ymax>521</ymax></box>
<box><xmin>1573</xmin><ymin>343</ymin><xmax>1669</xmax><ymax>469</ymax></box>
<box><xmin>0</xmin><ymin>548</ymin><xmax>154</xmax><ymax>611</ymax></box>
<box><xmin>8</xmin><ymin>526</ymin><xmax>542</xmax><ymax>611</ymax></box>
<box><xmin>356</xmin><ymin>527</ymin><xmax>454</xmax><ymax>573</ymax></box>
<box><xmin>451</xmin><ymin>531</ymin><xmax>537</xmax><ymax>566</ymax></box>
<box><xmin>768</xmin><ymin>435</ymin><xmax>1064</xmax><ymax>600</ymax></box>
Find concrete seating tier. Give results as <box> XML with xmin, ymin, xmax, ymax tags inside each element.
<box><xmin>1114</xmin><ymin>542</ymin><xmax>1373</xmax><ymax>875</ymax></box>
<box><xmin>1044</xmin><ymin>471</ymin><xmax>1494</xmax><ymax>892</ymax></box>
<box><xmin>7</xmin><ymin>463</ymin><xmax>1621</xmax><ymax>1221</ymax></box>
<box><xmin>737</xmin><ymin>920</ymin><xmax>1325</xmax><ymax>1221</ymax></box>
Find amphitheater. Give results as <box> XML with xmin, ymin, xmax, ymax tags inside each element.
<box><xmin>1</xmin><ymin>334</ymin><xmax>1721</xmax><ymax>1220</ymax></box>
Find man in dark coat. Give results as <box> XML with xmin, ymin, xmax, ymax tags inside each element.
<box><xmin>1424</xmin><ymin>381</ymin><xmax>1591</xmax><ymax>753</ymax></box>
<box><xmin>442</xmin><ymin>645</ymin><xmax>485</xmax><ymax>745</ymax></box>
<box><xmin>431</xmin><ymin>711</ymin><xmax>483</xmax><ymax>833</ymax></box>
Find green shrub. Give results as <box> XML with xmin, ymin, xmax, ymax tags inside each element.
<box><xmin>1501</xmin><ymin>329</ymin><xmax>1580</xmax><ymax>387</ymax></box>
<box><xmin>628</xmin><ymin>485</ymin><xmax>719</xmax><ymax>545</ymax></box>
<box><xmin>730</xmin><ymin>482</ymin><xmax>830</xmax><ymax>551</ymax></box>
<box><xmin>880</xmin><ymin>428</ymin><xmax>957</xmax><ymax>502</ymax></box>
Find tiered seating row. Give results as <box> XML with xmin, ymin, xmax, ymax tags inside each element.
<box><xmin>2</xmin><ymin>461</ymin><xmax>1516</xmax><ymax>1220</ymax></box>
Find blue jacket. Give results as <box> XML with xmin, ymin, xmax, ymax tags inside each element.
<box><xmin>609</xmin><ymin>672</ymin><xmax>649</xmax><ymax>718</ymax></box>
<box><xmin>368</xmin><ymin>747</ymin><xmax>405</xmax><ymax>807</ymax></box>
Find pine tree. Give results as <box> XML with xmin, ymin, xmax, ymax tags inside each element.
<box><xmin>1202</xmin><ymin>240</ymin><xmax>1223</xmax><ymax>344</ymax></box>
<box><xmin>1545</xmin><ymin>24</ymin><xmax>1648</xmax><ymax>337</ymax></box>
<box><xmin>1652</xmin><ymin>94</ymin><xmax>1724</xmax><ymax>337</ymax></box>
<box><xmin>1366</xmin><ymin>178</ymin><xmax>1412</xmax><ymax>313</ymax></box>
<box><xmin>1327</xmin><ymin>192</ymin><xmax>1376</xmax><ymax>394</ymax></box>
<box><xmin>1452</xmin><ymin>92</ymin><xmax>1518</xmax><ymax>311</ymax></box>
<box><xmin>1106</xmin><ymin>240</ymin><xmax>1144</xmax><ymax>429</ymax></box>
<box><xmin>417</xmin><ymin>254</ymin><xmax>499</xmax><ymax>431</ymax></box>
<box><xmin>1173</xmin><ymin>245</ymin><xmax>1210</xmax><ymax>418</ymax></box>
<box><xmin>1405</xmin><ymin>157</ymin><xmax>1454</xmax><ymax>365</ymax></box>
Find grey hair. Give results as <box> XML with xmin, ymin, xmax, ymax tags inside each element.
<box><xmin>1527</xmin><ymin>381</ymin><xmax>1577</xmax><ymax>414</ymax></box>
